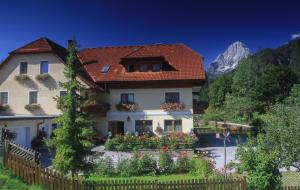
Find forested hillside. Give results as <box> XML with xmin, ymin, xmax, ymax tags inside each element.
<box><xmin>204</xmin><ymin>38</ymin><xmax>300</xmax><ymax>125</ymax></box>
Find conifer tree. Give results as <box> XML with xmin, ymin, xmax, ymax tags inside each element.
<box><xmin>47</xmin><ymin>39</ymin><xmax>94</xmax><ymax>177</ymax></box>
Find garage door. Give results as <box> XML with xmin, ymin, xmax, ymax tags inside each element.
<box><xmin>9</xmin><ymin>127</ymin><xmax>31</xmax><ymax>147</ymax></box>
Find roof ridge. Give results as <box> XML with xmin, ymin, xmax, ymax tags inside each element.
<box><xmin>79</xmin><ymin>43</ymin><xmax>185</xmax><ymax>52</ymax></box>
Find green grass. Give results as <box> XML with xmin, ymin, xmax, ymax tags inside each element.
<box><xmin>0</xmin><ymin>149</ymin><xmax>44</xmax><ymax>190</ymax></box>
<box><xmin>282</xmin><ymin>172</ymin><xmax>300</xmax><ymax>186</ymax></box>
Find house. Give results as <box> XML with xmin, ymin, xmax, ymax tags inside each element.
<box><xmin>0</xmin><ymin>37</ymin><xmax>206</xmax><ymax>147</ymax></box>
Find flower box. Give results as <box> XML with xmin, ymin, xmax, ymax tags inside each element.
<box><xmin>35</xmin><ymin>73</ymin><xmax>51</xmax><ymax>81</ymax></box>
<box><xmin>81</xmin><ymin>100</ymin><xmax>110</xmax><ymax>115</ymax></box>
<box><xmin>160</xmin><ymin>102</ymin><xmax>185</xmax><ymax>111</ymax></box>
<box><xmin>14</xmin><ymin>74</ymin><xmax>30</xmax><ymax>81</ymax></box>
<box><xmin>24</xmin><ymin>104</ymin><xmax>41</xmax><ymax>112</ymax></box>
<box><xmin>116</xmin><ymin>103</ymin><xmax>138</xmax><ymax>112</ymax></box>
<box><xmin>0</xmin><ymin>104</ymin><xmax>9</xmax><ymax>113</ymax></box>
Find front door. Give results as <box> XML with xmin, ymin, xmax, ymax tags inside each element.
<box><xmin>108</xmin><ymin>121</ymin><xmax>124</xmax><ymax>137</ymax></box>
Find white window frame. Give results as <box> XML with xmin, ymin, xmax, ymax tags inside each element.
<box><xmin>119</xmin><ymin>92</ymin><xmax>135</xmax><ymax>104</ymax></box>
<box><xmin>0</xmin><ymin>91</ymin><xmax>9</xmax><ymax>104</ymax></box>
<box><xmin>165</xmin><ymin>92</ymin><xmax>180</xmax><ymax>103</ymax></box>
<box><xmin>19</xmin><ymin>62</ymin><xmax>28</xmax><ymax>74</ymax></box>
<box><xmin>28</xmin><ymin>90</ymin><xmax>38</xmax><ymax>104</ymax></box>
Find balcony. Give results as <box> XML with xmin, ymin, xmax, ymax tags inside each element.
<box><xmin>81</xmin><ymin>100</ymin><xmax>110</xmax><ymax>116</ymax></box>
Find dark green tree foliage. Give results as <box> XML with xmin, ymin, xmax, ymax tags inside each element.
<box><xmin>208</xmin><ymin>73</ymin><xmax>232</xmax><ymax>108</ymax></box>
<box><xmin>47</xmin><ymin>39</ymin><xmax>94</xmax><ymax>176</ymax></box>
<box><xmin>207</xmin><ymin>39</ymin><xmax>300</xmax><ymax>123</ymax></box>
<box><xmin>236</xmin><ymin>134</ymin><xmax>282</xmax><ymax>190</ymax></box>
<box><xmin>263</xmin><ymin>84</ymin><xmax>300</xmax><ymax>171</ymax></box>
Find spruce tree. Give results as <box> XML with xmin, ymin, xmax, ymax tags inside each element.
<box><xmin>47</xmin><ymin>39</ymin><xmax>94</xmax><ymax>176</ymax></box>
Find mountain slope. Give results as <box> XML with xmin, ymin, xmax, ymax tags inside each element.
<box><xmin>207</xmin><ymin>41</ymin><xmax>250</xmax><ymax>77</ymax></box>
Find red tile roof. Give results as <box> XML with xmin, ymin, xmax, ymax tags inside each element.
<box><xmin>1</xmin><ymin>38</ymin><xmax>206</xmax><ymax>84</ymax></box>
<box><xmin>11</xmin><ymin>37</ymin><xmax>68</xmax><ymax>61</ymax></box>
<box><xmin>78</xmin><ymin>44</ymin><xmax>205</xmax><ymax>82</ymax></box>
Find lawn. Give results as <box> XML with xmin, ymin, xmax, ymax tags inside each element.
<box><xmin>0</xmin><ymin>148</ymin><xmax>43</xmax><ymax>190</ymax></box>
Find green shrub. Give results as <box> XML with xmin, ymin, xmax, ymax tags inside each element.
<box><xmin>116</xmin><ymin>159</ymin><xmax>135</xmax><ymax>177</ymax></box>
<box><xmin>137</xmin><ymin>154</ymin><xmax>158</xmax><ymax>176</ymax></box>
<box><xmin>94</xmin><ymin>157</ymin><xmax>115</xmax><ymax>177</ymax></box>
<box><xmin>175</xmin><ymin>155</ymin><xmax>191</xmax><ymax>174</ymax></box>
<box><xmin>159</xmin><ymin>152</ymin><xmax>174</xmax><ymax>174</ymax></box>
<box><xmin>190</xmin><ymin>156</ymin><xmax>214</xmax><ymax>178</ymax></box>
<box><xmin>104</xmin><ymin>133</ymin><xmax>195</xmax><ymax>151</ymax></box>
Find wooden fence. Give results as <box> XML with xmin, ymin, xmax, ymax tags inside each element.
<box><xmin>3</xmin><ymin>151</ymin><xmax>248</xmax><ymax>190</ymax></box>
<box><xmin>85</xmin><ymin>178</ymin><xmax>247</xmax><ymax>190</ymax></box>
<box><xmin>3</xmin><ymin>152</ymin><xmax>84</xmax><ymax>190</ymax></box>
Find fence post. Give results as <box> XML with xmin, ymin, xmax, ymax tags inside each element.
<box><xmin>242</xmin><ymin>176</ymin><xmax>248</xmax><ymax>190</ymax></box>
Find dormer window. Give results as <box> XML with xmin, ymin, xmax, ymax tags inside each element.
<box><xmin>20</xmin><ymin>62</ymin><xmax>28</xmax><ymax>74</ymax></box>
<box><xmin>127</xmin><ymin>65</ymin><xmax>135</xmax><ymax>72</ymax></box>
<box><xmin>140</xmin><ymin>64</ymin><xmax>148</xmax><ymax>72</ymax></box>
<box><xmin>40</xmin><ymin>61</ymin><xmax>49</xmax><ymax>74</ymax></box>
<box><xmin>152</xmin><ymin>64</ymin><xmax>161</xmax><ymax>72</ymax></box>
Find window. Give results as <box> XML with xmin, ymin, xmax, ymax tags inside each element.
<box><xmin>152</xmin><ymin>64</ymin><xmax>161</xmax><ymax>72</ymax></box>
<box><xmin>164</xmin><ymin>120</ymin><xmax>182</xmax><ymax>132</ymax></box>
<box><xmin>29</xmin><ymin>91</ymin><xmax>38</xmax><ymax>104</ymax></box>
<box><xmin>121</xmin><ymin>93</ymin><xmax>134</xmax><ymax>104</ymax></box>
<box><xmin>140</xmin><ymin>64</ymin><xmax>148</xmax><ymax>72</ymax></box>
<box><xmin>60</xmin><ymin>91</ymin><xmax>67</xmax><ymax>97</ymax></box>
<box><xmin>135</xmin><ymin>120</ymin><xmax>153</xmax><ymax>135</ymax></box>
<box><xmin>20</xmin><ymin>62</ymin><xmax>28</xmax><ymax>74</ymax></box>
<box><xmin>101</xmin><ymin>65</ymin><xmax>110</xmax><ymax>73</ymax></box>
<box><xmin>40</xmin><ymin>61</ymin><xmax>49</xmax><ymax>74</ymax></box>
<box><xmin>127</xmin><ymin>65</ymin><xmax>135</xmax><ymax>72</ymax></box>
<box><xmin>165</xmin><ymin>92</ymin><xmax>180</xmax><ymax>103</ymax></box>
<box><xmin>0</xmin><ymin>92</ymin><xmax>8</xmax><ymax>104</ymax></box>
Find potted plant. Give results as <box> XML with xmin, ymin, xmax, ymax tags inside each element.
<box><xmin>35</xmin><ymin>73</ymin><xmax>51</xmax><ymax>81</ymax></box>
<box><xmin>14</xmin><ymin>74</ymin><xmax>30</xmax><ymax>81</ymax></box>
<box><xmin>116</xmin><ymin>102</ymin><xmax>138</xmax><ymax>112</ymax></box>
<box><xmin>0</xmin><ymin>104</ymin><xmax>9</xmax><ymax>113</ymax></box>
<box><xmin>24</xmin><ymin>104</ymin><xmax>41</xmax><ymax>112</ymax></box>
<box><xmin>160</xmin><ymin>102</ymin><xmax>186</xmax><ymax>111</ymax></box>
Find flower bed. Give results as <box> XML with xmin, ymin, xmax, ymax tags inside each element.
<box><xmin>105</xmin><ymin>133</ymin><xmax>195</xmax><ymax>151</ymax></box>
<box><xmin>160</xmin><ymin>102</ymin><xmax>185</xmax><ymax>111</ymax></box>
<box><xmin>115</xmin><ymin>103</ymin><xmax>138</xmax><ymax>112</ymax></box>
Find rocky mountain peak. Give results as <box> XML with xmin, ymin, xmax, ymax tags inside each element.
<box><xmin>207</xmin><ymin>41</ymin><xmax>251</xmax><ymax>77</ymax></box>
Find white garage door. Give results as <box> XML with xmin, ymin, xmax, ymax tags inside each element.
<box><xmin>9</xmin><ymin>127</ymin><xmax>31</xmax><ymax>147</ymax></box>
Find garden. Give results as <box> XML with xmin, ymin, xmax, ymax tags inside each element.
<box><xmin>89</xmin><ymin>151</ymin><xmax>216</xmax><ymax>180</ymax></box>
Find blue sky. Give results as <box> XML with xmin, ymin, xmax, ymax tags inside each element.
<box><xmin>0</xmin><ymin>0</ymin><xmax>300</xmax><ymax>67</ymax></box>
